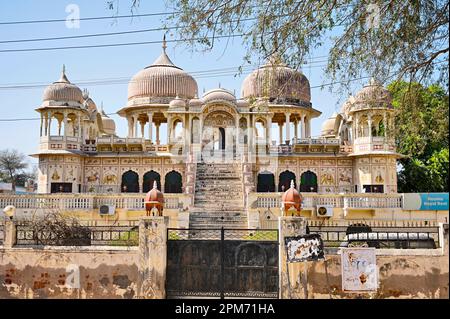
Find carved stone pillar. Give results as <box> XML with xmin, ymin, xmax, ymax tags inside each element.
<box><xmin>137</xmin><ymin>217</ymin><xmax>169</xmax><ymax>299</ymax></box>
<box><xmin>279</xmin><ymin>216</ymin><xmax>307</xmax><ymax>299</ymax></box>
<box><xmin>148</xmin><ymin>115</ymin><xmax>154</xmax><ymax>142</ymax></box>
<box><xmin>285</xmin><ymin>113</ymin><xmax>291</xmax><ymax>144</ymax></box>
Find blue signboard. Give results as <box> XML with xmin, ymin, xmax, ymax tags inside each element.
<box><xmin>403</xmin><ymin>193</ymin><xmax>449</xmax><ymax>211</ymax></box>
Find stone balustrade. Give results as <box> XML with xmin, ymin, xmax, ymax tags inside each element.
<box><xmin>250</xmin><ymin>192</ymin><xmax>403</xmax><ymax>209</ymax></box>
<box><xmin>0</xmin><ymin>193</ymin><xmax>191</xmax><ymax>211</ymax></box>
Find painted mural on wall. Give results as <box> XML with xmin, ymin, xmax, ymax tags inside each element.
<box><xmin>285</xmin><ymin>234</ymin><xmax>324</xmax><ymax>262</ymax></box>
<box><xmin>341</xmin><ymin>248</ymin><xmax>378</xmax><ymax>292</ymax></box>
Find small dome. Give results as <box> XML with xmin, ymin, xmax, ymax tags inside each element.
<box><xmin>241</xmin><ymin>56</ymin><xmax>310</xmax><ymax>106</ymax></box>
<box><xmin>281</xmin><ymin>180</ymin><xmax>302</xmax><ymax>211</ymax></box>
<box><xmin>42</xmin><ymin>66</ymin><xmax>83</xmax><ymax>104</ymax></box>
<box><xmin>350</xmin><ymin>78</ymin><xmax>393</xmax><ymax>113</ymax></box>
<box><xmin>85</xmin><ymin>97</ymin><xmax>97</xmax><ymax>112</ymax></box>
<box><xmin>202</xmin><ymin>88</ymin><xmax>236</xmax><ymax>105</ymax></box>
<box><xmin>169</xmin><ymin>96</ymin><xmax>186</xmax><ymax>108</ymax></box>
<box><xmin>340</xmin><ymin>96</ymin><xmax>355</xmax><ymax>115</ymax></box>
<box><xmin>189</xmin><ymin>95</ymin><xmax>203</xmax><ymax>107</ymax></box>
<box><xmin>321</xmin><ymin>112</ymin><xmax>338</xmax><ymax>136</ymax></box>
<box><xmin>127</xmin><ymin>39</ymin><xmax>198</xmax><ymax>101</ymax></box>
<box><xmin>100</xmin><ymin>109</ymin><xmax>116</xmax><ymax>135</ymax></box>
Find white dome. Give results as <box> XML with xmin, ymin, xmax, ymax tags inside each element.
<box><xmin>42</xmin><ymin>67</ymin><xmax>83</xmax><ymax>104</ymax></box>
<box><xmin>350</xmin><ymin>78</ymin><xmax>393</xmax><ymax>113</ymax></box>
<box><xmin>202</xmin><ymin>88</ymin><xmax>236</xmax><ymax>104</ymax></box>
<box><xmin>127</xmin><ymin>46</ymin><xmax>198</xmax><ymax>101</ymax></box>
<box><xmin>241</xmin><ymin>56</ymin><xmax>310</xmax><ymax>106</ymax></box>
<box><xmin>100</xmin><ymin>109</ymin><xmax>116</xmax><ymax>135</ymax></box>
<box><xmin>169</xmin><ymin>96</ymin><xmax>186</xmax><ymax>108</ymax></box>
<box><xmin>321</xmin><ymin>112</ymin><xmax>339</xmax><ymax>136</ymax></box>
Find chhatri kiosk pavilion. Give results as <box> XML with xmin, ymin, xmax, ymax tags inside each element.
<box><xmin>27</xmin><ymin>40</ymin><xmax>446</xmax><ymax>229</ymax></box>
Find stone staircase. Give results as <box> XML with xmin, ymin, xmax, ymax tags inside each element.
<box><xmin>189</xmin><ymin>162</ymin><xmax>248</xmax><ymax>229</ymax></box>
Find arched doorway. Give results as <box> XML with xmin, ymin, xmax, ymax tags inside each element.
<box><xmin>278</xmin><ymin>170</ymin><xmax>296</xmax><ymax>192</ymax></box>
<box><xmin>121</xmin><ymin>170</ymin><xmax>139</xmax><ymax>193</ymax></box>
<box><xmin>165</xmin><ymin>170</ymin><xmax>182</xmax><ymax>193</ymax></box>
<box><xmin>257</xmin><ymin>171</ymin><xmax>275</xmax><ymax>192</ymax></box>
<box><xmin>202</xmin><ymin>110</ymin><xmax>235</xmax><ymax>158</ymax></box>
<box><xmin>300</xmin><ymin>170</ymin><xmax>318</xmax><ymax>192</ymax></box>
<box><xmin>143</xmin><ymin>170</ymin><xmax>161</xmax><ymax>193</ymax></box>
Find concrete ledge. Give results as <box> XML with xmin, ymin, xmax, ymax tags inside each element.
<box><xmin>0</xmin><ymin>245</ymin><xmax>139</xmax><ymax>252</ymax></box>
<box><xmin>327</xmin><ymin>248</ymin><xmax>444</xmax><ymax>257</ymax></box>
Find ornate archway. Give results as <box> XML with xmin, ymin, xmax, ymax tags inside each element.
<box><xmin>143</xmin><ymin>170</ymin><xmax>161</xmax><ymax>193</ymax></box>
<box><xmin>121</xmin><ymin>170</ymin><xmax>139</xmax><ymax>193</ymax></box>
<box><xmin>202</xmin><ymin>110</ymin><xmax>236</xmax><ymax>157</ymax></box>
<box><xmin>165</xmin><ymin>170</ymin><xmax>183</xmax><ymax>193</ymax></box>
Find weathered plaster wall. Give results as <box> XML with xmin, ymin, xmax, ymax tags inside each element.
<box><xmin>0</xmin><ymin>247</ymin><xmax>139</xmax><ymax>299</ymax></box>
<box><xmin>283</xmin><ymin>224</ymin><xmax>449</xmax><ymax>299</ymax></box>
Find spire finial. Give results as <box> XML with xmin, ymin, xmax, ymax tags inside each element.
<box><xmin>153</xmin><ymin>180</ymin><xmax>158</xmax><ymax>189</ymax></box>
<box><xmin>58</xmin><ymin>64</ymin><xmax>69</xmax><ymax>83</ymax></box>
<box><xmin>162</xmin><ymin>34</ymin><xmax>167</xmax><ymax>52</ymax></box>
<box><xmin>290</xmin><ymin>180</ymin><xmax>295</xmax><ymax>189</ymax></box>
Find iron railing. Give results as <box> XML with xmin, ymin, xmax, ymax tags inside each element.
<box><xmin>14</xmin><ymin>222</ymin><xmax>139</xmax><ymax>246</ymax></box>
<box><xmin>307</xmin><ymin>225</ymin><xmax>440</xmax><ymax>249</ymax></box>
<box><xmin>167</xmin><ymin>228</ymin><xmax>278</xmax><ymax>241</ymax></box>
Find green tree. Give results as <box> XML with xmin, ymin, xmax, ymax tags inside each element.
<box><xmin>0</xmin><ymin>149</ymin><xmax>29</xmax><ymax>192</ymax></box>
<box><xmin>116</xmin><ymin>0</ymin><xmax>449</xmax><ymax>92</ymax></box>
<box><xmin>388</xmin><ymin>81</ymin><xmax>449</xmax><ymax>192</ymax></box>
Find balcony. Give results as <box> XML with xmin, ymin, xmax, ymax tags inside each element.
<box><xmin>40</xmin><ymin>135</ymin><xmax>82</xmax><ymax>151</ymax></box>
<box><xmin>353</xmin><ymin>137</ymin><xmax>396</xmax><ymax>154</ymax></box>
<box><xmin>250</xmin><ymin>192</ymin><xmax>403</xmax><ymax>210</ymax></box>
<box><xmin>269</xmin><ymin>137</ymin><xmax>341</xmax><ymax>155</ymax></box>
<box><xmin>96</xmin><ymin>137</ymin><xmax>169</xmax><ymax>153</ymax></box>
<box><xmin>0</xmin><ymin>193</ymin><xmax>191</xmax><ymax>211</ymax></box>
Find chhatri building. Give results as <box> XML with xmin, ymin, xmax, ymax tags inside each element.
<box><xmin>28</xmin><ymin>41</ymin><xmax>446</xmax><ymax>228</ymax></box>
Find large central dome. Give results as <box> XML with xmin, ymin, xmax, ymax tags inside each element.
<box><xmin>241</xmin><ymin>55</ymin><xmax>311</xmax><ymax>106</ymax></box>
<box><xmin>127</xmin><ymin>42</ymin><xmax>198</xmax><ymax>101</ymax></box>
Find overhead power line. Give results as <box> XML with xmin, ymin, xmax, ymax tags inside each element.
<box><xmin>0</xmin><ymin>59</ymin><xmax>330</xmax><ymax>90</ymax></box>
<box><xmin>0</xmin><ymin>34</ymin><xmax>248</xmax><ymax>53</ymax></box>
<box><xmin>0</xmin><ymin>11</ymin><xmax>179</xmax><ymax>25</ymax></box>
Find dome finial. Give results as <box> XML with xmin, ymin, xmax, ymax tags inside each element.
<box><xmin>153</xmin><ymin>180</ymin><xmax>158</xmax><ymax>189</ymax></box>
<box><xmin>162</xmin><ymin>34</ymin><xmax>167</xmax><ymax>52</ymax></box>
<box><xmin>290</xmin><ymin>180</ymin><xmax>295</xmax><ymax>189</ymax></box>
<box><xmin>58</xmin><ymin>64</ymin><xmax>70</xmax><ymax>83</ymax></box>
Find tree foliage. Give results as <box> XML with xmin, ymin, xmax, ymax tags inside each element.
<box><xmin>388</xmin><ymin>81</ymin><xmax>449</xmax><ymax>192</ymax></box>
<box><xmin>0</xmin><ymin>149</ymin><xmax>28</xmax><ymax>192</ymax></box>
<box><xmin>152</xmin><ymin>0</ymin><xmax>449</xmax><ymax>92</ymax></box>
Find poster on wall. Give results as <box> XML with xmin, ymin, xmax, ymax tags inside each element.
<box><xmin>341</xmin><ymin>248</ymin><xmax>378</xmax><ymax>292</ymax></box>
<box><xmin>284</xmin><ymin>234</ymin><xmax>324</xmax><ymax>262</ymax></box>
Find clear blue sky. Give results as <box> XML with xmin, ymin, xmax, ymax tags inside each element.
<box><xmin>0</xmin><ymin>0</ymin><xmax>361</xmax><ymax>169</ymax></box>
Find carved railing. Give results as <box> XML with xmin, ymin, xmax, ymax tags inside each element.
<box><xmin>250</xmin><ymin>192</ymin><xmax>403</xmax><ymax>209</ymax></box>
<box><xmin>0</xmin><ymin>193</ymin><xmax>190</xmax><ymax>211</ymax></box>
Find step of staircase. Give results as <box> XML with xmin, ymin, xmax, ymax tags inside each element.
<box><xmin>190</xmin><ymin>161</ymin><xmax>247</xmax><ymax>229</ymax></box>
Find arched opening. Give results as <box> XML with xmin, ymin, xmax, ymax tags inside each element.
<box><xmin>278</xmin><ymin>170</ymin><xmax>296</xmax><ymax>192</ymax></box>
<box><xmin>121</xmin><ymin>170</ymin><xmax>139</xmax><ymax>193</ymax></box>
<box><xmin>300</xmin><ymin>170</ymin><xmax>318</xmax><ymax>192</ymax></box>
<box><xmin>257</xmin><ymin>171</ymin><xmax>275</xmax><ymax>192</ymax></box>
<box><xmin>239</xmin><ymin>117</ymin><xmax>248</xmax><ymax>144</ymax></box>
<box><xmin>173</xmin><ymin>119</ymin><xmax>183</xmax><ymax>141</ymax></box>
<box><xmin>165</xmin><ymin>170</ymin><xmax>183</xmax><ymax>193</ymax></box>
<box><xmin>143</xmin><ymin>170</ymin><xmax>161</xmax><ymax>193</ymax></box>
<box><xmin>191</xmin><ymin>117</ymin><xmax>200</xmax><ymax>144</ymax></box>
<box><xmin>218</xmin><ymin>127</ymin><xmax>225</xmax><ymax>150</ymax></box>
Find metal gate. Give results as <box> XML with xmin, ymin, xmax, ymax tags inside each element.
<box><xmin>166</xmin><ymin>228</ymin><xmax>279</xmax><ymax>299</ymax></box>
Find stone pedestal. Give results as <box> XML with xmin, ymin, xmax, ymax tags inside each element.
<box><xmin>137</xmin><ymin>216</ymin><xmax>169</xmax><ymax>299</ymax></box>
<box><xmin>278</xmin><ymin>216</ymin><xmax>307</xmax><ymax>299</ymax></box>
<box><xmin>3</xmin><ymin>220</ymin><xmax>16</xmax><ymax>248</ymax></box>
